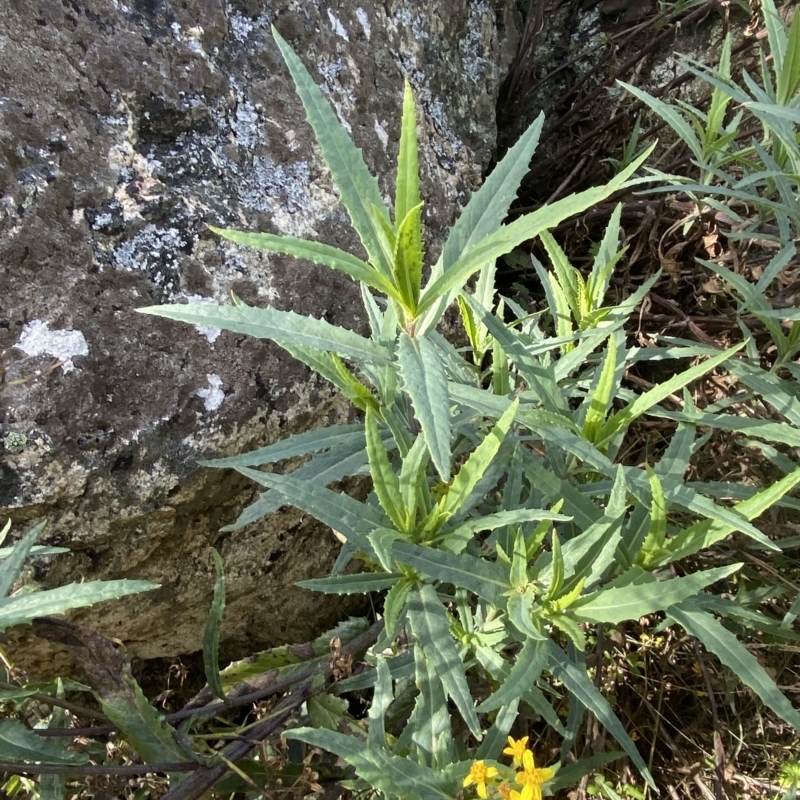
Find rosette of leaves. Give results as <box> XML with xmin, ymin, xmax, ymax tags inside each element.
<box><xmin>140</xmin><ymin>29</ymin><xmax>800</xmax><ymax>799</ymax></box>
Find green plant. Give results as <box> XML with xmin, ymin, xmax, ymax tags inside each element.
<box><xmin>0</xmin><ymin>520</ymin><xmax>158</xmax><ymax>795</ymax></box>
<box><xmin>619</xmin><ymin>0</ymin><xmax>800</xmax><ymax>369</ymax></box>
<box><xmin>0</xmin><ymin>519</ymin><xmax>157</xmax><ymax>634</ymax></box>
<box><xmin>133</xmin><ymin>27</ymin><xmax>800</xmax><ymax>799</ymax></box>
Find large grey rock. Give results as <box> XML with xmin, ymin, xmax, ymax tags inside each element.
<box><xmin>0</xmin><ymin>0</ymin><xmax>519</xmax><ymax>665</ymax></box>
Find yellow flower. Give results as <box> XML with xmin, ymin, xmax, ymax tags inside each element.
<box><xmin>509</xmin><ymin>788</ymin><xmax>534</xmax><ymax>800</ymax></box>
<box><xmin>463</xmin><ymin>760</ymin><xmax>499</xmax><ymax>799</ymax></box>
<box><xmin>503</xmin><ymin>735</ymin><xmax>530</xmax><ymax>767</ymax></box>
<box><xmin>515</xmin><ymin>750</ymin><xmax>555</xmax><ymax>800</ymax></box>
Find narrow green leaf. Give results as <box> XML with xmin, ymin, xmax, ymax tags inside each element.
<box><xmin>651</xmin><ymin>466</ymin><xmax>800</xmax><ymax>566</ymax></box>
<box><xmin>308</xmin><ymin>693</ymin><xmax>349</xmax><ymax>731</ymax></box>
<box><xmin>777</xmin><ymin>0</ymin><xmax>800</xmax><ymax>103</ymax></box>
<box><xmin>551</xmin><ymin>612</ymin><xmax>586</xmax><ymax>651</ymax></box>
<box><xmin>368</xmin><ymin>656</ymin><xmax>394</xmax><ymax>748</ymax></box>
<box><xmin>477</xmin><ymin>638</ymin><xmax>547</xmax><ymax>713</ymax></box>
<box><xmin>547</xmin><ymin>641</ymin><xmax>654</xmax><ymax>786</ymax></box>
<box><xmin>208</xmin><ymin>226</ymin><xmax>399</xmax><ymax>299</ymax></box>
<box><xmin>572</xmin><ymin>564</ymin><xmax>741</xmax><ymax>624</ymax></box>
<box><xmin>234</xmin><ymin>465</ymin><xmax>385</xmax><ymax>542</ymax></box>
<box><xmin>0</xmin><ymin>522</ymin><xmax>46</xmax><ymax>598</ymax></box>
<box><xmin>409</xmin><ymin>648</ymin><xmax>453</xmax><ymax>769</ymax></box>
<box><xmin>394</xmin><ymin>203</ymin><xmax>425</xmax><ymax>311</ymax></box>
<box><xmin>439</xmin><ymin>399</ymin><xmax>519</xmax><ymax>520</ymax></box>
<box><xmin>0</xmin><ymin>718</ymin><xmax>88</xmax><ymax>764</ymax></box>
<box><xmin>417</xmin><ymin>114</ymin><xmax>545</xmax><ymax>335</ymax></box>
<box><xmin>540</xmin><ymin>231</ymin><xmax>580</xmax><ymax>321</ymax></box>
<box><xmin>396</xmin><ymin>332</ymin><xmax>452</xmax><ymax>480</ymax></box>
<box><xmin>366</xmin><ymin>410</ymin><xmax>407</xmax><ymax>531</ymax></box>
<box><xmin>394</xmin><ymin>541</ymin><xmax>509</xmax><ymax>604</ymax></box>
<box><xmin>597</xmin><ymin>344</ymin><xmax>743</xmax><ymax>446</ymax></box>
<box><xmin>669</xmin><ymin>599</ymin><xmax>800</xmax><ymax>730</ymax></box>
<box><xmin>100</xmin><ymin>669</ymin><xmax>195</xmax><ymax>765</ymax></box>
<box><xmin>638</xmin><ymin>467</ymin><xmax>667</xmax><ymax>566</ymax></box>
<box><xmin>285</xmin><ymin>727</ymin><xmax>456</xmax><ymax>800</ymax></box>
<box><xmin>0</xmin><ymin>580</ymin><xmax>159</xmax><ymax>632</ymax></box>
<box><xmin>271</xmin><ymin>28</ymin><xmax>394</xmax><ymax>275</ymax></box>
<box><xmin>507</xmin><ymin>586</ymin><xmax>546</xmax><ymax>642</ymax></box>
<box><xmin>137</xmin><ymin>302</ymin><xmax>392</xmax><ymax>367</ymax></box>
<box><xmin>588</xmin><ymin>204</ymin><xmax>624</xmax><ymax>307</ymax></box>
<box><xmin>475</xmin><ymin>700</ymin><xmax>520</xmax><ymax>761</ymax></box>
<box><xmin>222</xmin><ymin>440</ymin><xmax>369</xmax><ymax>532</ymax></box>
<box><xmin>204</xmin><ymin>549</ymin><xmax>226</xmax><ymax>701</ymax></box>
<box><xmin>461</xmin><ymin>293</ymin><xmax>566</xmax><ymax>415</ymax></box>
<box><xmin>0</xmin><ymin>545</ymin><xmax>68</xmax><ymax>560</ymax></box>
<box><xmin>408</xmin><ymin>584</ymin><xmax>481</xmax><ymax>738</ymax></box>
<box><xmin>399</xmin><ymin>434</ymin><xmax>430</xmax><ymax>525</ymax></box>
<box><xmin>297</xmin><ymin>572</ymin><xmax>402</xmax><ymax>594</ymax></box>
<box><xmin>383</xmin><ymin>578</ymin><xmax>412</xmax><ymax>640</ymax></box>
<box><xmin>396</xmin><ymin>81</ymin><xmax>422</xmax><ymax>228</ymax></box>
<box><xmin>582</xmin><ymin>330</ymin><xmax>620</xmax><ymax>444</ymax></box>
<box><xmin>618</xmin><ymin>81</ymin><xmax>704</xmax><ymax>162</ymax></box>
<box><xmin>546</xmin><ymin>530</ymin><xmax>566</xmax><ymax>602</ymax></box>
<box><xmin>417</xmin><ymin>148</ymin><xmax>654</xmax><ymax>318</ymax></box>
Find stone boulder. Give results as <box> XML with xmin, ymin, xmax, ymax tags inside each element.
<box><xmin>0</xmin><ymin>0</ymin><xmax>519</xmax><ymax>667</ymax></box>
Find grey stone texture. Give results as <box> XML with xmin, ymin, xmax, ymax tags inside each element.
<box><xmin>0</xmin><ymin>0</ymin><xmax>519</xmax><ymax>666</ymax></box>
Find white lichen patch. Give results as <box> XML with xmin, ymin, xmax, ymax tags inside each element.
<box><xmin>238</xmin><ymin>156</ymin><xmax>311</xmax><ymax>214</ymax></box>
<box><xmin>459</xmin><ymin>0</ymin><xmax>493</xmax><ymax>84</ymax></box>
<box><xmin>15</xmin><ymin>320</ymin><xmax>89</xmax><ymax>373</ymax></box>
<box><xmin>356</xmin><ymin>8</ymin><xmax>371</xmax><ymax>40</ymax></box>
<box><xmin>113</xmin><ymin>225</ymin><xmax>188</xmax><ymax>298</ymax></box>
<box><xmin>229</xmin><ymin>10</ymin><xmax>271</xmax><ymax>42</ymax></box>
<box><xmin>373</xmin><ymin>119</ymin><xmax>389</xmax><ymax>150</ymax></box>
<box><xmin>197</xmin><ymin>374</ymin><xmax>225</xmax><ymax>411</ymax></box>
<box><xmin>327</xmin><ymin>9</ymin><xmax>349</xmax><ymax>41</ymax></box>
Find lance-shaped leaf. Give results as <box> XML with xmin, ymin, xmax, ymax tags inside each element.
<box><xmin>461</xmin><ymin>292</ymin><xmax>566</xmax><ymax>415</ymax></box>
<box><xmin>650</xmin><ymin>465</ymin><xmax>800</xmax><ymax>566</ymax></box>
<box><xmin>222</xmin><ymin>440</ymin><xmax>370</xmax><ymax>532</ymax></box>
<box><xmin>571</xmin><ymin>563</ymin><xmax>741</xmax><ymax>624</ymax></box>
<box><xmin>204</xmin><ymin>549</ymin><xmax>227</xmax><ymax>701</ymax></box>
<box><xmin>548</xmin><ymin>641</ymin><xmax>654</xmax><ymax>787</ymax></box>
<box><xmin>0</xmin><ymin>580</ymin><xmax>159</xmax><ymax>632</ymax></box>
<box><xmin>0</xmin><ymin>718</ymin><xmax>88</xmax><ymax>765</ymax></box>
<box><xmin>417</xmin><ymin>114</ymin><xmax>545</xmax><ymax>335</ymax></box>
<box><xmin>477</xmin><ymin>638</ymin><xmax>548</xmax><ymax>713</ymax></box>
<box><xmin>201</xmin><ymin>424</ymin><xmax>364</xmax><ymax>469</ymax></box>
<box><xmin>408</xmin><ymin>647</ymin><xmax>453</xmax><ymax>769</ymax></box>
<box><xmin>669</xmin><ymin>599</ymin><xmax>800</xmax><ymax>730</ymax></box>
<box><xmin>394</xmin><ymin>203</ymin><xmax>425</xmax><ymax>312</ymax></box>
<box><xmin>234</xmin><ymin>466</ymin><xmax>385</xmax><ymax>544</ymax></box>
<box><xmin>595</xmin><ymin>343</ymin><xmax>743</xmax><ymax>447</ymax></box>
<box><xmin>438</xmin><ymin>398</ymin><xmax>519</xmax><ymax>521</ymax></box>
<box><xmin>366</xmin><ymin>409</ymin><xmax>406</xmax><ymax>531</ymax></box>
<box><xmin>285</xmin><ymin>727</ymin><xmax>457</xmax><ymax>800</ymax></box>
<box><xmin>0</xmin><ymin>521</ymin><xmax>46</xmax><ymax>598</ymax></box>
<box><xmin>407</xmin><ymin>584</ymin><xmax>481</xmax><ymax>738</ymax></box>
<box><xmin>396</xmin><ymin>332</ymin><xmax>452</xmax><ymax>480</ymax></box>
<box><xmin>208</xmin><ymin>226</ymin><xmax>400</xmax><ymax>300</ymax></box>
<box><xmin>137</xmin><ymin>302</ymin><xmax>392</xmax><ymax>367</ymax></box>
<box><xmin>272</xmin><ymin>28</ymin><xmax>394</xmax><ymax>276</ymax></box>
<box><xmin>395</xmin><ymin>81</ymin><xmax>422</xmax><ymax>230</ymax></box>
<box><xmin>297</xmin><ymin>572</ymin><xmax>402</xmax><ymax>594</ymax></box>
<box><xmin>394</xmin><ymin>541</ymin><xmax>509</xmax><ymax>604</ymax></box>
<box><xmin>417</xmin><ymin>148</ymin><xmax>654</xmax><ymax>319</ymax></box>
<box><xmin>368</xmin><ymin>656</ymin><xmax>394</xmax><ymax>749</ymax></box>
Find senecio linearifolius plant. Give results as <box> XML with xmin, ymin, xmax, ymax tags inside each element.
<box><xmin>140</xmin><ymin>27</ymin><xmax>800</xmax><ymax>799</ymax></box>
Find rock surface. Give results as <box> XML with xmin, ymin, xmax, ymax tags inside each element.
<box><xmin>0</xmin><ymin>0</ymin><xmax>519</xmax><ymax>666</ymax></box>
